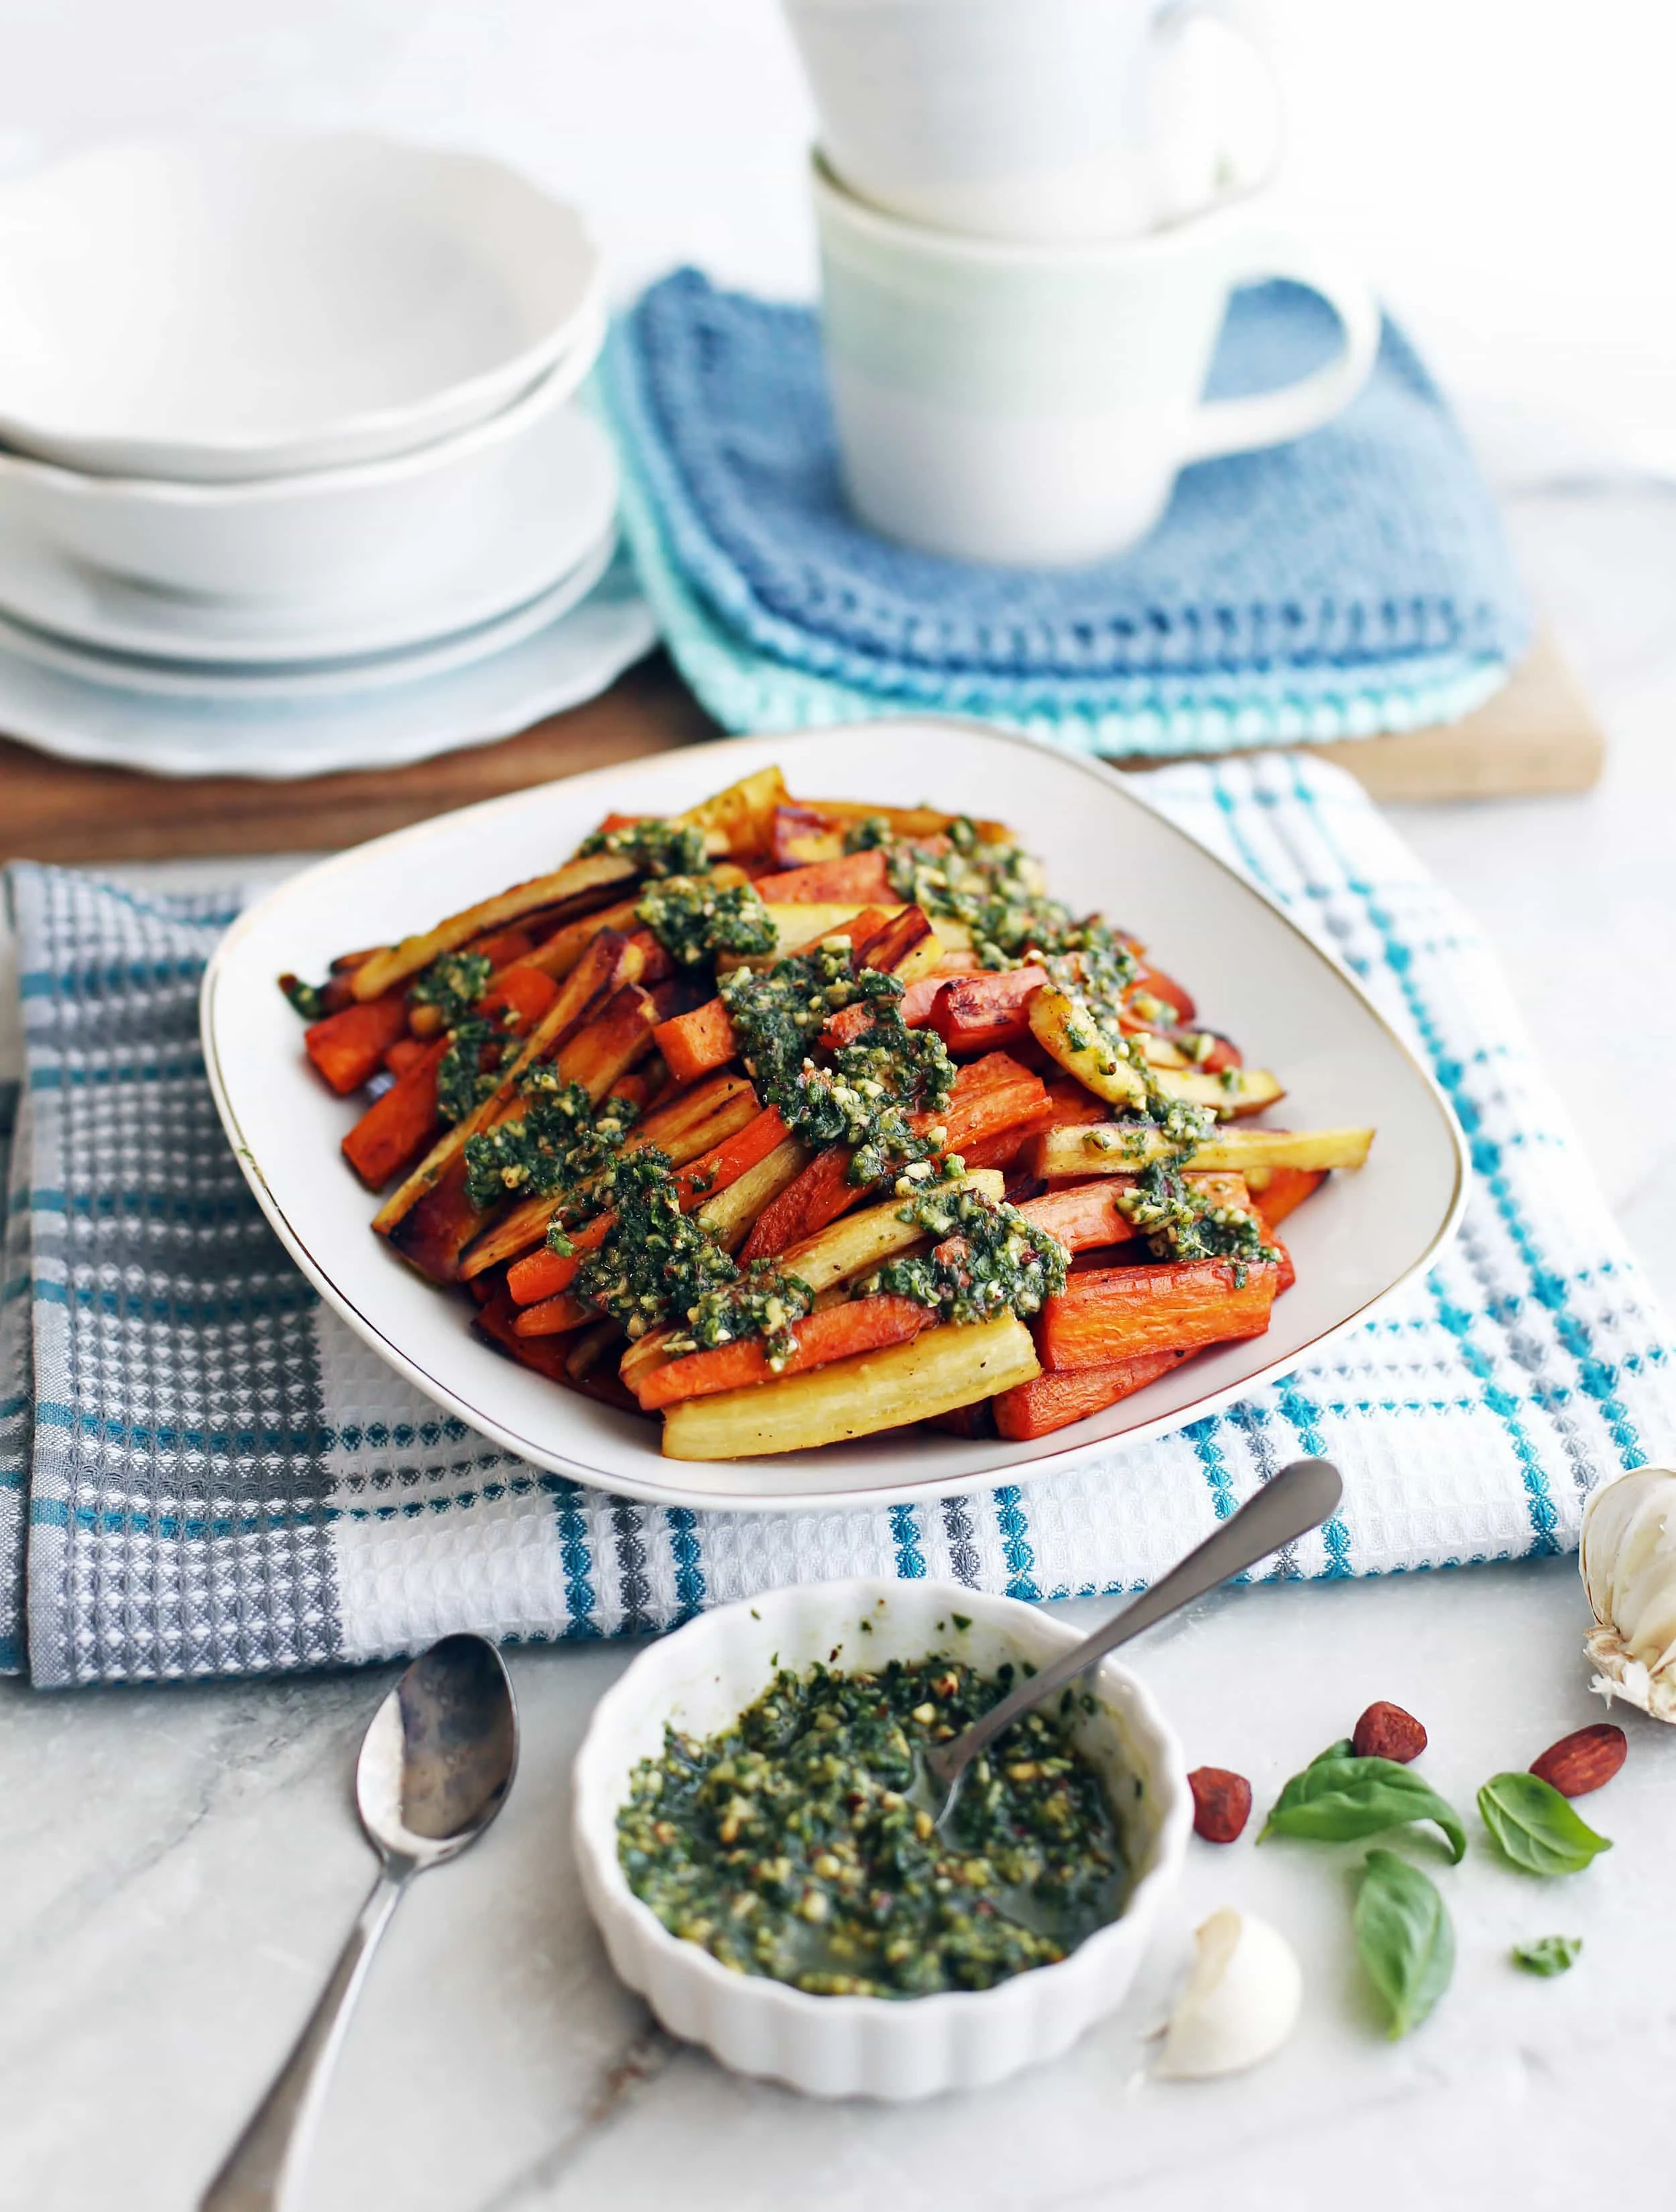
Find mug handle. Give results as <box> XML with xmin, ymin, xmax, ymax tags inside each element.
<box><xmin>1181</xmin><ymin>229</ymin><xmax>1382</xmax><ymax>465</ymax></box>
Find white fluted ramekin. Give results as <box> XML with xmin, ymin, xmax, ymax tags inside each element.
<box><xmin>572</xmin><ymin>1578</ymin><xmax>1190</xmax><ymax>2099</ymax></box>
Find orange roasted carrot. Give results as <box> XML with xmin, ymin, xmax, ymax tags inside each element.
<box><xmin>634</xmin><ymin>1295</ymin><xmax>930</xmax><ymax>1409</ymax></box>
<box><xmin>992</xmin><ymin>1348</ymin><xmax>1191</xmax><ymax>1440</ymax></box>
<box><xmin>739</xmin><ymin>1056</ymin><xmax>1049</xmax><ymax>1261</ymax></box>
<box><xmin>654</xmin><ymin>998</ymin><xmax>739</xmax><ymax>1087</ymax></box>
<box><xmin>821</xmin><ymin>959</ymin><xmax>980</xmax><ymax>1047</ymax></box>
<box><xmin>1128</xmin><ymin>964</ymin><xmax>1196</xmax><ymax>1025</ymax></box>
<box><xmin>1038</xmin><ymin>1258</ymin><xmax>1278</xmax><ymax>1373</ymax></box>
<box><xmin>484</xmin><ymin>965</ymin><xmax>560</xmax><ymax>1029</ymax></box>
<box><xmin>926</xmin><ymin>968</ymin><xmax>1047</xmax><ymax>1055</ymax></box>
<box><xmin>512</xmin><ymin>1291</ymin><xmax>594</xmax><ymax>1338</ymax></box>
<box><xmin>341</xmin><ymin>1038</ymin><xmax>449</xmax><ymax>1189</ymax></box>
<box><xmin>1017</xmin><ymin>1181</ymin><xmax>1138</xmax><ymax>1254</ymax></box>
<box><xmin>1250</xmin><ymin>1165</ymin><xmax>1325</xmax><ymax>1227</ymax></box>
<box><xmin>383</xmin><ymin>1035</ymin><xmax>430</xmax><ymax>1079</ymax></box>
<box><xmin>1016</xmin><ymin>1171</ymin><xmax>1252</xmax><ymax>1255</ymax></box>
<box><xmin>304</xmin><ymin>994</ymin><xmax>411</xmax><ymax>1095</ymax></box>
<box><xmin>505</xmin><ymin>1106</ymin><xmax>793</xmax><ymax>1307</ymax></box>
<box><xmin>751</xmin><ymin>850</ymin><xmax>892</xmax><ymax>904</ymax></box>
<box><xmin>505</xmin><ymin>1214</ymin><xmax>611</xmax><ymax>1306</ymax></box>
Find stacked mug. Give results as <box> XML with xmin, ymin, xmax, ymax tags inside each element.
<box><xmin>782</xmin><ymin>0</ymin><xmax>1380</xmax><ymax>566</ymax></box>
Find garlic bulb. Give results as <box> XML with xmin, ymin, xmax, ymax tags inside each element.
<box><xmin>1581</xmin><ymin>1464</ymin><xmax>1676</xmax><ymax>1722</ymax></box>
<box><xmin>1158</xmin><ymin>1908</ymin><xmax>1302</xmax><ymax>2079</ymax></box>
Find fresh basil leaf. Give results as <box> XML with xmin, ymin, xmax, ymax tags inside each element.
<box><xmin>1512</xmin><ymin>1934</ymin><xmax>1582</xmax><ymax>1977</ymax></box>
<box><xmin>1478</xmin><ymin>1773</ymin><xmax>1612</xmax><ymax>1875</ymax></box>
<box><xmin>1311</xmin><ymin>1739</ymin><xmax>1356</xmax><ymax>1767</ymax></box>
<box><xmin>1260</xmin><ymin>1755</ymin><xmax>1466</xmax><ymax>1862</ymax></box>
<box><xmin>1355</xmin><ymin>1849</ymin><xmax>1454</xmax><ymax>2038</ymax></box>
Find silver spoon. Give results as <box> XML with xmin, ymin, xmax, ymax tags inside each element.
<box><xmin>924</xmin><ymin>1456</ymin><xmax>1343</xmax><ymax>1830</ymax></box>
<box><xmin>202</xmin><ymin>1634</ymin><xmax>519</xmax><ymax>2212</ymax></box>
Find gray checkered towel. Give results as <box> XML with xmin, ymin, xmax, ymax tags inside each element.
<box><xmin>5</xmin><ymin>755</ymin><xmax>1673</xmax><ymax>1686</ymax></box>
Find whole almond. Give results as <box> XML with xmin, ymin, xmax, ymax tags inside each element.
<box><xmin>1188</xmin><ymin>1766</ymin><xmax>1253</xmax><ymax>1844</ymax></box>
<box><xmin>1530</xmin><ymin>1723</ymin><xmax>1626</xmax><ymax>1798</ymax></box>
<box><xmin>1352</xmin><ymin>1701</ymin><xmax>1427</xmax><ymax>1763</ymax></box>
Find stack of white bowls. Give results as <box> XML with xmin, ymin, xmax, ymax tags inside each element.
<box><xmin>0</xmin><ymin>135</ymin><xmax>652</xmax><ymax>774</ymax></box>
<box><xmin>782</xmin><ymin>0</ymin><xmax>1378</xmax><ymax>568</ymax></box>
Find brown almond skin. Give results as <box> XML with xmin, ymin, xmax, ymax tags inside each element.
<box><xmin>1531</xmin><ymin>1723</ymin><xmax>1627</xmax><ymax>1798</ymax></box>
<box><xmin>1188</xmin><ymin>1766</ymin><xmax>1253</xmax><ymax>1844</ymax></box>
<box><xmin>1352</xmin><ymin>1701</ymin><xmax>1428</xmax><ymax>1763</ymax></box>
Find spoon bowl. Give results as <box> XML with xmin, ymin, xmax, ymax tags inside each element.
<box><xmin>357</xmin><ymin>1632</ymin><xmax>519</xmax><ymax>1863</ymax></box>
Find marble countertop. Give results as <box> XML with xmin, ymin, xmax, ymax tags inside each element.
<box><xmin>4</xmin><ymin>480</ymin><xmax>1675</xmax><ymax>2212</ymax></box>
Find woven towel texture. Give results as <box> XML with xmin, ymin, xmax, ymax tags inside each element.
<box><xmin>4</xmin><ymin>756</ymin><xmax>1671</xmax><ymax>1688</ymax></box>
<box><xmin>603</xmin><ymin>272</ymin><xmax>1530</xmax><ymax>748</ymax></box>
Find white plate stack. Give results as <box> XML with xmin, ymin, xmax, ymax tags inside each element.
<box><xmin>0</xmin><ymin>134</ymin><xmax>654</xmax><ymax>777</ymax></box>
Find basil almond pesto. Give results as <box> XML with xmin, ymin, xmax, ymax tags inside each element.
<box><xmin>617</xmin><ymin>1653</ymin><xmax>1130</xmax><ymax>1995</ymax></box>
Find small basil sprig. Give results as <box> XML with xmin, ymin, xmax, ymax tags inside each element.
<box><xmin>1512</xmin><ymin>1935</ymin><xmax>1581</xmax><ymax>1976</ymax></box>
<box><xmin>1260</xmin><ymin>1755</ymin><xmax>1466</xmax><ymax>1863</ymax></box>
<box><xmin>1354</xmin><ymin>1849</ymin><xmax>1455</xmax><ymax>2038</ymax></box>
<box><xmin>1311</xmin><ymin>1739</ymin><xmax>1354</xmax><ymax>1766</ymax></box>
<box><xmin>1478</xmin><ymin>1773</ymin><xmax>1612</xmax><ymax>1875</ymax></box>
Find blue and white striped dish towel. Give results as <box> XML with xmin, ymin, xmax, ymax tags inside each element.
<box><xmin>3</xmin><ymin>755</ymin><xmax>1671</xmax><ymax>1687</ymax></box>
<box><xmin>603</xmin><ymin>271</ymin><xmax>1532</xmax><ymax>754</ymax></box>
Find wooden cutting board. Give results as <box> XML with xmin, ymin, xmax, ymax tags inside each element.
<box><xmin>0</xmin><ymin>628</ymin><xmax>1601</xmax><ymax>865</ymax></box>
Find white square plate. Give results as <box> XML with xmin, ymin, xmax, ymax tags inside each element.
<box><xmin>202</xmin><ymin>722</ymin><xmax>1468</xmax><ymax>1513</ymax></box>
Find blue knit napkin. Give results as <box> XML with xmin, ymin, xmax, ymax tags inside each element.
<box><xmin>5</xmin><ymin>756</ymin><xmax>1673</xmax><ymax>1688</ymax></box>
<box><xmin>605</xmin><ymin>270</ymin><xmax>1531</xmax><ymax>752</ymax></box>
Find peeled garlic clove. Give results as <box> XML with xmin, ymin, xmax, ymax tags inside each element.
<box><xmin>1580</xmin><ymin>1464</ymin><xmax>1676</xmax><ymax>1724</ymax></box>
<box><xmin>1158</xmin><ymin>1908</ymin><xmax>1302</xmax><ymax>2079</ymax></box>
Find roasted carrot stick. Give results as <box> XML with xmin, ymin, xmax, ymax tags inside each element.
<box><xmin>1246</xmin><ymin>1165</ymin><xmax>1326</xmax><ymax>1226</ymax></box>
<box><xmin>304</xmin><ymin>994</ymin><xmax>410</xmax><ymax>1095</ymax></box>
<box><xmin>633</xmin><ymin>1294</ymin><xmax>930</xmax><ymax>1409</ymax></box>
<box><xmin>1127</xmin><ymin>964</ymin><xmax>1195</xmax><ymax>1026</ymax></box>
<box><xmin>926</xmin><ymin>968</ymin><xmax>1047</xmax><ymax>1055</ymax></box>
<box><xmin>341</xmin><ymin>1038</ymin><xmax>449</xmax><ymax>1189</ymax></box>
<box><xmin>654</xmin><ymin>998</ymin><xmax>739</xmax><ymax>1087</ymax></box>
<box><xmin>1037</xmin><ymin>1258</ymin><xmax>1278</xmax><ymax>1372</ymax></box>
<box><xmin>504</xmin><ymin>1105</ymin><xmax>793</xmax><ymax>1307</ymax></box>
<box><xmin>992</xmin><ymin>1348</ymin><xmax>1191</xmax><ymax>1440</ymax></box>
<box><xmin>512</xmin><ymin>1292</ymin><xmax>594</xmax><ymax>1338</ymax></box>
<box><xmin>738</xmin><ymin>1057</ymin><xmax>1049</xmax><ymax>1262</ymax></box>
<box><xmin>383</xmin><ymin>1035</ymin><xmax>430</xmax><ymax>1079</ymax></box>
<box><xmin>750</xmin><ymin>850</ymin><xmax>892</xmax><ymax>905</ymax></box>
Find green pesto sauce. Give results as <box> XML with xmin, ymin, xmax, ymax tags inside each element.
<box><xmin>1114</xmin><ymin>1163</ymin><xmax>1278</xmax><ymax>1265</ymax></box>
<box><xmin>564</xmin><ymin>1150</ymin><xmax>812</xmax><ymax>1360</ymax></box>
<box><xmin>857</xmin><ymin>1177</ymin><xmax>1068</xmax><ymax>1325</ymax></box>
<box><xmin>636</xmin><ymin>876</ymin><xmax>777</xmax><ymax>969</ymax></box>
<box><xmin>720</xmin><ymin>945</ymin><xmax>955</xmax><ymax>1188</ymax></box>
<box><xmin>461</xmin><ymin>1078</ymin><xmax>638</xmax><ymax>1213</ymax></box>
<box><xmin>617</xmin><ymin>1654</ymin><xmax>1130</xmax><ymax>1997</ymax></box>
<box><xmin>579</xmin><ymin>816</ymin><xmax>709</xmax><ymax>878</ymax></box>
<box><xmin>434</xmin><ymin>1013</ymin><xmax>514</xmax><ymax>1125</ymax></box>
<box><xmin>846</xmin><ymin>815</ymin><xmax>1142</xmax><ymax>1020</ymax></box>
<box><xmin>408</xmin><ymin>949</ymin><xmax>492</xmax><ymax>1028</ymax></box>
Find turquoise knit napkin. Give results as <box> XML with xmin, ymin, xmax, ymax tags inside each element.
<box><xmin>605</xmin><ymin>271</ymin><xmax>1531</xmax><ymax>753</ymax></box>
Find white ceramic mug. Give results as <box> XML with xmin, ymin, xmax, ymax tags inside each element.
<box><xmin>813</xmin><ymin>159</ymin><xmax>1381</xmax><ymax>568</ymax></box>
<box><xmin>782</xmin><ymin>0</ymin><xmax>1280</xmax><ymax>242</ymax></box>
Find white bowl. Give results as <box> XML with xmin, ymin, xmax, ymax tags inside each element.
<box><xmin>0</xmin><ymin>303</ymin><xmax>604</xmax><ymax>607</ymax></box>
<box><xmin>572</xmin><ymin>1578</ymin><xmax>1190</xmax><ymax>2099</ymax></box>
<box><xmin>0</xmin><ymin>135</ymin><xmax>602</xmax><ymax>481</ymax></box>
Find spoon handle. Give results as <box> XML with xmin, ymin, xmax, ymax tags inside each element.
<box><xmin>933</xmin><ymin>1458</ymin><xmax>1342</xmax><ymax>1787</ymax></box>
<box><xmin>200</xmin><ymin>1867</ymin><xmax>408</xmax><ymax>2212</ymax></box>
